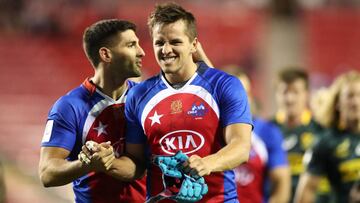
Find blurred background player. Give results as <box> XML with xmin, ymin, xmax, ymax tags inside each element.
<box><xmin>228</xmin><ymin>69</ymin><xmax>290</xmax><ymax>203</ymax></box>
<box><xmin>295</xmin><ymin>70</ymin><xmax>360</xmax><ymax>203</ymax></box>
<box><xmin>270</xmin><ymin>68</ymin><xmax>331</xmax><ymax>202</ymax></box>
<box><xmin>124</xmin><ymin>3</ymin><xmax>253</xmax><ymax>202</ymax></box>
<box><xmin>38</xmin><ymin>19</ymin><xmax>147</xmax><ymax>202</ymax></box>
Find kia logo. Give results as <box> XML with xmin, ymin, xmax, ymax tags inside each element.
<box><xmin>159</xmin><ymin>130</ymin><xmax>205</xmax><ymax>155</ymax></box>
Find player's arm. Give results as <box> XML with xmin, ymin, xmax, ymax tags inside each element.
<box><xmin>105</xmin><ymin>143</ymin><xmax>146</xmax><ymax>181</ymax></box>
<box><xmin>186</xmin><ymin>123</ymin><xmax>252</xmax><ymax>176</ymax></box>
<box><xmin>78</xmin><ymin>141</ymin><xmax>140</xmax><ymax>181</ymax></box>
<box><xmin>185</xmin><ymin>76</ymin><xmax>252</xmax><ymax>176</ymax></box>
<box><xmin>294</xmin><ymin>137</ymin><xmax>327</xmax><ymax>203</ymax></box>
<box><xmin>39</xmin><ymin>145</ymin><xmax>114</xmax><ymax>187</ymax></box>
<box><xmin>39</xmin><ymin>147</ymin><xmax>92</xmax><ymax>187</ymax></box>
<box><xmin>206</xmin><ymin>123</ymin><xmax>252</xmax><ymax>172</ymax></box>
<box><xmin>266</xmin><ymin>123</ymin><xmax>291</xmax><ymax>203</ymax></box>
<box><xmin>268</xmin><ymin>166</ymin><xmax>291</xmax><ymax>203</ymax></box>
<box><xmin>294</xmin><ymin>172</ymin><xmax>321</xmax><ymax>203</ymax></box>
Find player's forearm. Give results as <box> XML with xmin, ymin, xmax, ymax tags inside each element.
<box><xmin>294</xmin><ymin>173</ymin><xmax>319</xmax><ymax>203</ymax></box>
<box><xmin>268</xmin><ymin>167</ymin><xmax>291</xmax><ymax>203</ymax></box>
<box><xmin>204</xmin><ymin>137</ymin><xmax>250</xmax><ymax>172</ymax></box>
<box><xmin>294</xmin><ymin>188</ymin><xmax>316</xmax><ymax>203</ymax></box>
<box><xmin>106</xmin><ymin>155</ymin><xmax>144</xmax><ymax>181</ymax></box>
<box><xmin>39</xmin><ymin>158</ymin><xmax>91</xmax><ymax>187</ymax></box>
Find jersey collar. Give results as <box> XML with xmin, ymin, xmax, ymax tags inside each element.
<box><xmin>82</xmin><ymin>78</ymin><xmax>96</xmax><ymax>95</ymax></box>
<box><xmin>82</xmin><ymin>77</ymin><xmax>127</xmax><ymax>104</ymax></box>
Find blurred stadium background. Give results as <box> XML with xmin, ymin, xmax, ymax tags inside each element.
<box><xmin>0</xmin><ymin>0</ymin><xmax>359</xmax><ymax>202</ymax></box>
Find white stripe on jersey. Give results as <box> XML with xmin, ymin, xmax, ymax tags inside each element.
<box><xmin>82</xmin><ymin>89</ymin><xmax>127</xmax><ymax>144</ymax></box>
<box><xmin>251</xmin><ymin>132</ymin><xmax>268</xmax><ymax>164</ymax></box>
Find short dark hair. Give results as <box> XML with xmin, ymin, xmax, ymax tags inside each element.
<box><xmin>83</xmin><ymin>19</ymin><xmax>136</xmax><ymax>67</ymax></box>
<box><xmin>277</xmin><ymin>67</ymin><xmax>309</xmax><ymax>89</ymax></box>
<box><xmin>147</xmin><ymin>2</ymin><xmax>197</xmax><ymax>41</ymax></box>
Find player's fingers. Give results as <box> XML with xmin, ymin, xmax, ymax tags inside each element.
<box><xmin>82</xmin><ymin>145</ymin><xmax>93</xmax><ymax>158</ymax></box>
<box><xmin>188</xmin><ymin>155</ymin><xmax>201</xmax><ymax>163</ymax></box>
<box><xmin>100</xmin><ymin>146</ymin><xmax>114</xmax><ymax>157</ymax></box>
<box><xmin>105</xmin><ymin>156</ymin><xmax>115</xmax><ymax>170</ymax></box>
<box><xmin>100</xmin><ymin>141</ymin><xmax>112</xmax><ymax>149</ymax></box>
<box><xmin>182</xmin><ymin>162</ymin><xmax>192</xmax><ymax>174</ymax></box>
<box><xmin>102</xmin><ymin>152</ymin><xmax>115</xmax><ymax>164</ymax></box>
<box><xmin>78</xmin><ymin>152</ymin><xmax>91</xmax><ymax>164</ymax></box>
<box><xmin>86</xmin><ymin>141</ymin><xmax>100</xmax><ymax>152</ymax></box>
<box><xmin>91</xmin><ymin>152</ymin><xmax>101</xmax><ymax>161</ymax></box>
<box><xmin>189</xmin><ymin>168</ymin><xmax>201</xmax><ymax>178</ymax></box>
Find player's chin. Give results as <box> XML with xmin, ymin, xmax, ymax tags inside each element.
<box><xmin>160</xmin><ymin>65</ymin><xmax>178</xmax><ymax>74</ymax></box>
<box><xmin>126</xmin><ymin>68</ymin><xmax>141</xmax><ymax>78</ymax></box>
<box><xmin>131</xmin><ymin>70</ymin><xmax>142</xmax><ymax>78</ymax></box>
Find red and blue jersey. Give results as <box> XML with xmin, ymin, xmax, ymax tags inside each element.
<box><xmin>41</xmin><ymin>79</ymin><xmax>146</xmax><ymax>203</ymax></box>
<box><xmin>234</xmin><ymin>117</ymin><xmax>288</xmax><ymax>203</ymax></box>
<box><xmin>125</xmin><ymin>62</ymin><xmax>253</xmax><ymax>202</ymax></box>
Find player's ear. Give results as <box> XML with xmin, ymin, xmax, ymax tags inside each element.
<box><xmin>99</xmin><ymin>47</ymin><xmax>112</xmax><ymax>63</ymax></box>
<box><xmin>190</xmin><ymin>37</ymin><xmax>198</xmax><ymax>54</ymax></box>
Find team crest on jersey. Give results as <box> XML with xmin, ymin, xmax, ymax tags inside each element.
<box><xmin>170</xmin><ymin>100</ymin><xmax>183</xmax><ymax>114</ymax></box>
<box><xmin>335</xmin><ymin>139</ymin><xmax>350</xmax><ymax>158</ymax></box>
<box><xmin>300</xmin><ymin>132</ymin><xmax>315</xmax><ymax>150</ymax></box>
<box><xmin>234</xmin><ymin>165</ymin><xmax>254</xmax><ymax>186</ymax></box>
<box><xmin>187</xmin><ymin>102</ymin><xmax>208</xmax><ymax>118</ymax></box>
<box><xmin>159</xmin><ymin>130</ymin><xmax>205</xmax><ymax>155</ymax></box>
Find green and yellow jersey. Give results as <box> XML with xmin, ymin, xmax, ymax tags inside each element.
<box><xmin>272</xmin><ymin>110</ymin><xmax>331</xmax><ymax>202</ymax></box>
<box><xmin>307</xmin><ymin>129</ymin><xmax>360</xmax><ymax>203</ymax></box>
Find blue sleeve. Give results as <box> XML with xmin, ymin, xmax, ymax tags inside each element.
<box><xmin>262</xmin><ymin>124</ymin><xmax>288</xmax><ymax>170</ymax></box>
<box><xmin>125</xmin><ymin>88</ymin><xmax>147</xmax><ymax>144</ymax></box>
<box><xmin>41</xmin><ymin>98</ymin><xmax>77</xmax><ymax>152</ymax></box>
<box><xmin>219</xmin><ymin>76</ymin><xmax>253</xmax><ymax>128</ymax></box>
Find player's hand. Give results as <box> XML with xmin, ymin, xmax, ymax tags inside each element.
<box><xmin>183</xmin><ymin>155</ymin><xmax>213</xmax><ymax>178</ymax></box>
<box><xmin>192</xmin><ymin>41</ymin><xmax>213</xmax><ymax>67</ymax></box>
<box><xmin>90</xmin><ymin>141</ymin><xmax>115</xmax><ymax>171</ymax></box>
<box><xmin>79</xmin><ymin>141</ymin><xmax>115</xmax><ymax>171</ymax></box>
<box><xmin>350</xmin><ymin>181</ymin><xmax>360</xmax><ymax>203</ymax></box>
<box><xmin>78</xmin><ymin>141</ymin><xmax>94</xmax><ymax>165</ymax></box>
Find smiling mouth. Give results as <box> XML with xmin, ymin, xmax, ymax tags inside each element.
<box><xmin>161</xmin><ymin>56</ymin><xmax>177</xmax><ymax>63</ymax></box>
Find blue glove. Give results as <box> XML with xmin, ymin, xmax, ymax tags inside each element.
<box><xmin>150</xmin><ymin>151</ymin><xmax>209</xmax><ymax>203</ymax></box>
<box><xmin>171</xmin><ymin>174</ymin><xmax>208</xmax><ymax>203</ymax></box>
<box><xmin>153</xmin><ymin>151</ymin><xmax>188</xmax><ymax>178</ymax></box>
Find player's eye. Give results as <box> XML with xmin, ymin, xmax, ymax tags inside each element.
<box><xmin>127</xmin><ymin>42</ymin><xmax>136</xmax><ymax>48</ymax></box>
<box><xmin>171</xmin><ymin>40</ymin><xmax>182</xmax><ymax>45</ymax></box>
<box><xmin>154</xmin><ymin>40</ymin><xmax>164</xmax><ymax>47</ymax></box>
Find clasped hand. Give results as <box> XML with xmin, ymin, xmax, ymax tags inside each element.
<box><xmin>78</xmin><ymin>141</ymin><xmax>115</xmax><ymax>172</ymax></box>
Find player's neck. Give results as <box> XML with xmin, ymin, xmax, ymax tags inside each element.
<box><xmin>164</xmin><ymin>62</ymin><xmax>197</xmax><ymax>84</ymax></box>
<box><xmin>340</xmin><ymin>118</ymin><xmax>360</xmax><ymax>134</ymax></box>
<box><xmin>91</xmin><ymin>74</ymin><xmax>127</xmax><ymax>100</ymax></box>
<box><xmin>285</xmin><ymin>115</ymin><xmax>302</xmax><ymax>127</ymax></box>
